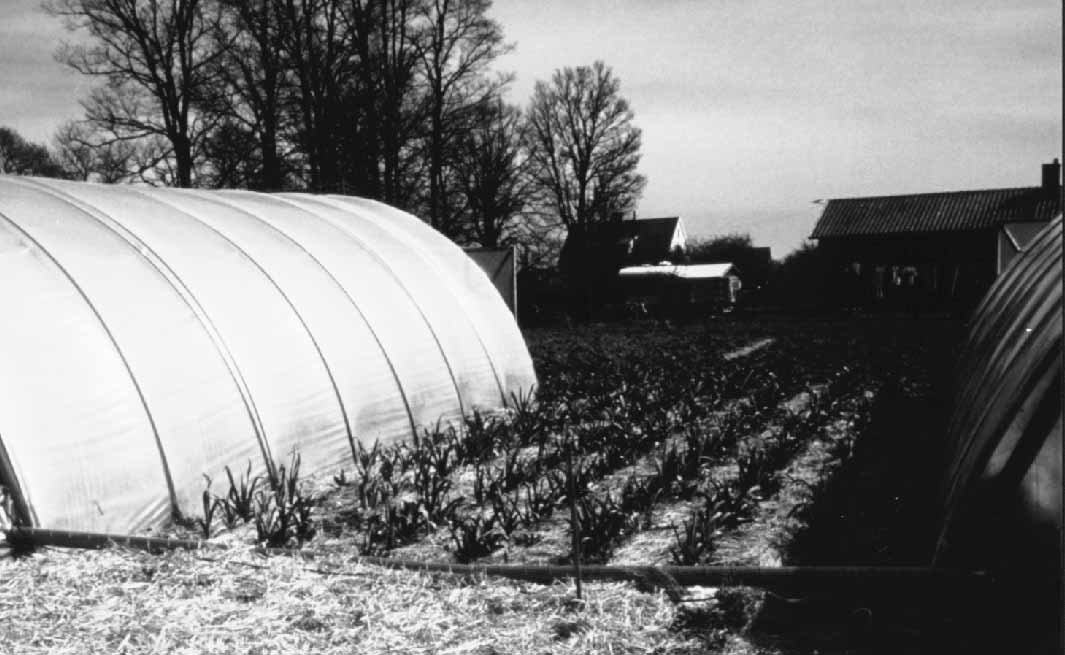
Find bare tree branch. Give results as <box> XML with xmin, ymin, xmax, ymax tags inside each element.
<box><xmin>46</xmin><ymin>0</ymin><xmax>224</xmax><ymax>186</ymax></box>
<box><xmin>525</xmin><ymin>60</ymin><xmax>646</xmax><ymax>228</ymax></box>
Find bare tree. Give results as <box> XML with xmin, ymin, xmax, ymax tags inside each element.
<box><xmin>335</xmin><ymin>0</ymin><xmax>385</xmax><ymax>197</ymax></box>
<box><xmin>453</xmin><ymin>98</ymin><xmax>528</xmax><ymax>246</ymax></box>
<box><xmin>273</xmin><ymin>0</ymin><xmax>424</xmax><ymax>198</ymax></box>
<box><xmin>513</xmin><ymin>212</ymin><xmax>565</xmax><ymax>270</ymax></box>
<box><xmin>48</xmin><ymin>0</ymin><xmax>228</xmax><ymax>187</ymax></box>
<box><xmin>44</xmin><ymin>0</ymin><xmax>526</xmax><ymax>234</ymax></box>
<box><xmin>198</xmin><ymin>119</ymin><xmax>262</xmax><ymax>188</ymax></box>
<box><xmin>203</xmin><ymin>0</ymin><xmax>289</xmax><ymax>190</ymax></box>
<box><xmin>52</xmin><ymin>119</ymin><xmax>137</xmax><ymax>182</ymax></box>
<box><xmin>417</xmin><ymin>0</ymin><xmax>510</xmax><ymax>231</ymax></box>
<box><xmin>525</xmin><ymin>60</ymin><xmax>646</xmax><ymax>227</ymax></box>
<box><xmin>274</xmin><ymin>0</ymin><xmax>347</xmax><ymax>191</ymax></box>
<box><xmin>0</xmin><ymin>127</ymin><xmax>67</xmax><ymax>177</ymax></box>
<box><xmin>375</xmin><ymin>0</ymin><xmax>426</xmax><ymax>206</ymax></box>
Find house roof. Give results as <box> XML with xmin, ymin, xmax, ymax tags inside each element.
<box><xmin>811</xmin><ymin>187</ymin><xmax>1062</xmax><ymax>239</ymax></box>
<box><xmin>610</xmin><ymin>217</ymin><xmax>683</xmax><ymax>262</ymax></box>
<box><xmin>618</xmin><ymin>262</ymin><xmax>738</xmax><ymax>279</ymax></box>
<box><xmin>560</xmin><ymin>217</ymin><xmax>684</xmax><ymax>267</ymax></box>
<box><xmin>676</xmin><ymin>263</ymin><xmax>738</xmax><ymax>279</ymax></box>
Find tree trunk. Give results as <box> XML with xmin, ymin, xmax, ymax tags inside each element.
<box><xmin>260</xmin><ymin>122</ymin><xmax>281</xmax><ymax>190</ymax></box>
<box><xmin>429</xmin><ymin>100</ymin><xmax>443</xmax><ymax>228</ymax></box>
<box><xmin>173</xmin><ymin>131</ymin><xmax>194</xmax><ymax>188</ymax></box>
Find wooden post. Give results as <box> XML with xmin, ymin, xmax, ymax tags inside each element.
<box><xmin>566</xmin><ymin>431</ymin><xmax>583</xmax><ymax>600</ymax></box>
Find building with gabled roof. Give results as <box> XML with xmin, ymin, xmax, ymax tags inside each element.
<box><xmin>618</xmin><ymin>262</ymin><xmax>743</xmax><ymax>313</ymax></box>
<box><xmin>556</xmin><ymin>216</ymin><xmax>689</xmax><ymax>318</ymax></box>
<box><xmin>810</xmin><ymin>160</ymin><xmax>1062</xmax><ymax>312</ymax></box>
<box><xmin>559</xmin><ymin>216</ymin><xmax>687</xmax><ymax>271</ymax></box>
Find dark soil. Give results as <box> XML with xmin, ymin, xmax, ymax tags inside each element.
<box><xmin>734</xmin><ymin>317</ymin><xmax>1042</xmax><ymax>655</ymax></box>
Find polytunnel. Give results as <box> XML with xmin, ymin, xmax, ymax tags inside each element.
<box><xmin>935</xmin><ymin>212</ymin><xmax>1061</xmax><ymax>650</ymax></box>
<box><xmin>0</xmin><ymin>176</ymin><xmax>536</xmax><ymax>534</ymax></box>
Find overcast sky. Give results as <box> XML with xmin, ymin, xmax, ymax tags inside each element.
<box><xmin>1</xmin><ymin>0</ymin><xmax>1061</xmax><ymax>257</ymax></box>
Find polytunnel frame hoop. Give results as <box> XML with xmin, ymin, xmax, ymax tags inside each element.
<box><xmin>272</xmin><ymin>194</ymin><xmax>470</xmax><ymax>421</ymax></box>
<box><xmin>948</xmin><ymin>285</ymin><xmax>1059</xmax><ymax>484</ymax></box>
<box><xmin>16</xmin><ymin>178</ymin><xmax>279</xmax><ymax>491</ymax></box>
<box><xmin>218</xmin><ymin>190</ymin><xmax>422</xmax><ymax>441</ymax></box>
<box><xmin>934</xmin><ymin>355</ymin><xmax>1062</xmax><ymax>567</ymax></box>
<box><xmin>987</xmin><ymin>370</ymin><xmax>1062</xmax><ymax>498</ymax></box>
<box><xmin>129</xmin><ymin>187</ymin><xmax>355</xmax><ymax>480</ymax></box>
<box><xmin>164</xmin><ymin>189</ymin><xmax>380</xmax><ymax>461</ymax></box>
<box><xmin>937</xmin><ymin>348</ymin><xmax>1062</xmax><ymax>557</ymax></box>
<box><xmin>322</xmin><ymin>195</ymin><xmax>509</xmax><ymax>406</ymax></box>
<box><xmin>0</xmin><ymin>209</ymin><xmax>180</xmax><ymax>525</ymax></box>
<box><xmin>934</xmin><ymin>215</ymin><xmax>1063</xmax><ymax>566</ymax></box>
<box><xmin>940</xmin><ymin>232</ymin><xmax>1062</xmax><ymax>508</ymax></box>
<box><xmin>0</xmin><ymin>433</ymin><xmax>37</xmax><ymax>528</ymax></box>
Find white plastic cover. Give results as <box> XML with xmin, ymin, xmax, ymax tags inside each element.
<box><xmin>618</xmin><ymin>263</ymin><xmax>737</xmax><ymax>279</ymax></box>
<box><xmin>0</xmin><ymin>177</ymin><xmax>536</xmax><ymax>533</ymax></box>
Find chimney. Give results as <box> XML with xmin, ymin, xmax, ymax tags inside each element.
<box><xmin>1042</xmin><ymin>158</ymin><xmax>1061</xmax><ymax>191</ymax></box>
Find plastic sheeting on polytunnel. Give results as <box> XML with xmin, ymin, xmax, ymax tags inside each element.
<box><xmin>0</xmin><ymin>176</ymin><xmax>537</xmax><ymax>533</ymax></box>
<box><xmin>935</xmin><ymin>213</ymin><xmax>1062</xmax><ymax>570</ymax></box>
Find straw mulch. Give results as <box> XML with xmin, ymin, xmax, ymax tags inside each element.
<box><xmin>0</xmin><ymin>543</ymin><xmax>704</xmax><ymax>655</ymax></box>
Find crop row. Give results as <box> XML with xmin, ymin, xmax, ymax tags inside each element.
<box><xmin>318</xmin><ymin>335</ymin><xmax>851</xmax><ymax>562</ymax></box>
<box><xmin>194</xmin><ymin>323</ymin><xmax>912</xmax><ymax>564</ymax></box>
<box><xmin>668</xmin><ymin>367</ymin><xmax>869</xmax><ymax>564</ymax></box>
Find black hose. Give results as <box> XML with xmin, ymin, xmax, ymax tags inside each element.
<box><xmin>4</xmin><ymin>526</ymin><xmax>990</xmax><ymax>595</ymax></box>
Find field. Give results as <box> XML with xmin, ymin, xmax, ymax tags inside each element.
<box><xmin>0</xmin><ymin>317</ymin><xmax>969</xmax><ymax>654</ymax></box>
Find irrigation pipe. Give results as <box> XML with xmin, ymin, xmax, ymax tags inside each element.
<box><xmin>3</xmin><ymin>527</ymin><xmax>989</xmax><ymax>596</ymax></box>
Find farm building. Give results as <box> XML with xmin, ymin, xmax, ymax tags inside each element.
<box><xmin>618</xmin><ymin>262</ymin><xmax>742</xmax><ymax>314</ymax></box>
<box><xmin>0</xmin><ymin>176</ymin><xmax>536</xmax><ymax>533</ymax></box>
<box><xmin>811</xmin><ymin>160</ymin><xmax>1062</xmax><ymax>313</ymax></box>
<box><xmin>557</xmin><ymin>216</ymin><xmax>689</xmax><ymax>316</ymax></box>
<box><xmin>559</xmin><ymin>216</ymin><xmax>688</xmax><ymax>272</ymax></box>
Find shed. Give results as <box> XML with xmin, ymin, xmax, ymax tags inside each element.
<box><xmin>0</xmin><ymin>176</ymin><xmax>536</xmax><ymax>533</ymax></box>
<box><xmin>618</xmin><ymin>262</ymin><xmax>742</xmax><ymax>311</ymax></box>
<box><xmin>811</xmin><ymin>160</ymin><xmax>1061</xmax><ymax>312</ymax></box>
<box><xmin>557</xmin><ymin>216</ymin><xmax>690</xmax><ymax>317</ymax></box>
<box><xmin>559</xmin><ymin>216</ymin><xmax>688</xmax><ymax>270</ymax></box>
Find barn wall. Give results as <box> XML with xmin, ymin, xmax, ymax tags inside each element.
<box><xmin>818</xmin><ymin>232</ymin><xmax>997</xmax><ymax>311</ymax></box>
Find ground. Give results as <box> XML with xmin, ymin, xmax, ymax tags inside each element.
<box><xmin>1</xmin><ymin>316</ymin><xmax>985</xmax><ymax>654</ymax></box>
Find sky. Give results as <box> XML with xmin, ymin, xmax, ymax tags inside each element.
<box><xmin>1</xmin><ymin>0</ymin><xmax>1061</xmax><ymax>258</ymax></box>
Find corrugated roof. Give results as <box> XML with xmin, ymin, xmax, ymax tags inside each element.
<box><xmin>811</xmin><ymin>187</ymin><xmax>1061</xmax><ymax>238</ymax></box>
